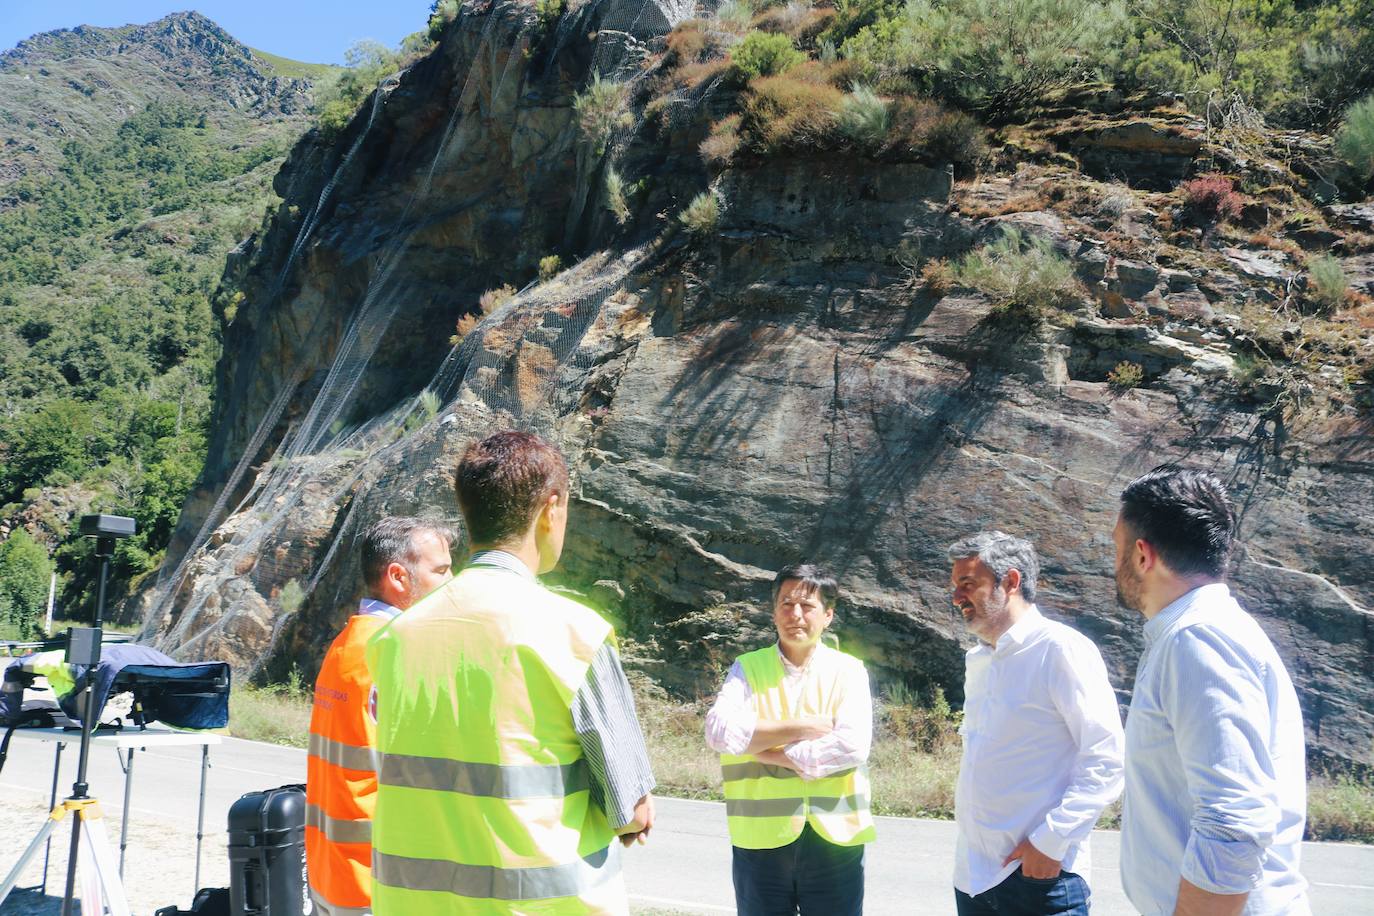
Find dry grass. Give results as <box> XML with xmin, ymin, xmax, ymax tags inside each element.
<box><xmin>632</xmin><ymin>689</ymin><xmax>965</xmax><ymax>819</ymax></box>
<box><xmin>223</xmin><ymin>679</ymin><xmax>1374</xmax><ymax>843</ymax></box>
<box><xmin>740</xmin><ymin>69</ymin><xmax>844</xmax><ymax>152</ymax></box>
<box><xmin>959</xmin><ymin>190</ymin><xmax>1051</xmax><ymax>220</ymax></box>
<box><xmin>1309</xmin><ymin>770</ymin><xmax>1374</xmax><ymax>843</ymax></box>
<box><xmin>701</xmin><ymin>114</ymin><xmax>744</xmax><ymax>166</ymax></box>
<box><xmin>226</xmin><ymin>682</ymin><xmax>311</xmax><ymax>749</ymax></box>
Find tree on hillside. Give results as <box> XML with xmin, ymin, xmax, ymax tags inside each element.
<box><xmin>0</xmin><ymin>529</ymin><xmax>54</xmax><ymax>637</ymax></box>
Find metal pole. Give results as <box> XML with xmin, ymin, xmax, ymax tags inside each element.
<box><xmin>195</xmin><ymin>744</ymin><xmax>209</xmax><ymax>893</ymax></box>
<box><xmin>45</xmin><ymin>572</ymin><xmax>56</xmax><ymax>634</ymax></box>
<box><xmin>61</xmin><ymin>536</ymin><xmax>112</xmax><ymax>916</ymax></box>
<box><xmin>118</xmin><ymin>748</ymin><xmax>135</xmax><ymax>877</ymax></box>
<box><xmin>41</xmin><ymin>742</ymin><xmax>64</xmax><ymax>894</ymax></box>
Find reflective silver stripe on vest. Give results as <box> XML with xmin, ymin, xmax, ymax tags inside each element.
<box><xmin>305</xmin><ymin>801</ymin><xmax>373</xmax><ymax>845</ymax></box>
<box><xmin>309</xmin><ymin>732</ymin><xmax>376</xmax><ymax>773</ymax></box>
<box><xmin>721</xmin><ymin>762</ymin><xmax>860</xmax><ymax>782</ymax></box>
<box><xmin>379</xmin><ymin>753</ymin><xmax>591</xmax><ymax>799</ymax></box>
<box><xmin>309</xmin><ymin>888</ymin><xmax>373</xmax><ymax>916</ymax></box>
<box><xmin>806</xmin><ymin>792</ymin><xmax>869</xmax><ymax>815</ymax></box>
<box><xmin>725</xmin><ymin>797</ymin><xmax>805</xmax><ymax>818</ymax></box>
<box><xmin>725</xmin><ymin>793</ymin><xmax>868</xmax><ymax>818</ymax></box>
<box><xmin>373</xmin><ymin>843</ymin><xmax>618</xmax><ymax>900</ymax></box>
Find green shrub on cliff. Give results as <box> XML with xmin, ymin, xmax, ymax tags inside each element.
<box><xmin>574</xmin><ymin>76</ymin><xmax>632</xmax><ymax>155</ymax></box>
<box><xmin>1118</xmin><ymin>0</ymin><xmax>1374</xmax><ymax>127</ymax></box>
<box><xmin>955</xmin><ymin>228</ymin><xmax>1081</xmax><ymax>320</ymax></box>
<box><xmin>841</xmin><ymin>0</ymin><xmax>1128</xmax><ymax>114</ymax></box>
<box><xmin>428</xmin><ymin>0</ymin><xmax>460</xmax><ymax>40</ymax></box>
<box><xmin>732</xmin><ymin>31</ymin><xmax>805</xmax><ymax>79</ymax></box>
<box><xmin>1306</xmin><ymin>255</ymin><xmax>1349</xmax><ymax>312</ymax></box>
<box><xmin>604</xmin><ymin>168</ymin><xmax>631</xmax><ymax>224</ymax></box>
<box><xmin>837</xmin><ymin>85</ymin><xmax>891</xmax><ymax>148</ymax></box>
<box><xmin>679</xmin><ymin>191</ymin><xmax>722</xmax><ymax>235</ymax></box>
<box><xmin>739</xmin><ymin>71</ymin><xmax>844</xmax><ymax>152</ymax></box>
<box><xmin>1336</xmin><ymin>94</ymin><xmax>1374</xmax><ymax>181</ymax></box>
<box><xmin>716</xmin><ymin>0</ymin><xmax>756</xmax><ymax>33</ymax></box>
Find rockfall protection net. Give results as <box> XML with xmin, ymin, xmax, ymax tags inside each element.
<box><xmin>146</xmin><ymin>0</ymin><xmax>691</xmax><ymax>671</ymax></box>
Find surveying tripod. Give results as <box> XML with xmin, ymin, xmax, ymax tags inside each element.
<box><xmin>0</xmin><ymin>514</ymin><xmax>136</xmax><ymax>915</ymax></box>
<box><xmin>0</xmin><ymin>797</ymin><xmax>131</xmax><ymax>915</ymax></box>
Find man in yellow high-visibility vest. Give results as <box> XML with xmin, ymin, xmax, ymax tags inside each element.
<box><xmin>367</xmin><ymin>430</ymin><xmax>655</xmax><ymax>915</ymax></box>
<box><xmin>706</xmin><ymin>564</ymin><xmax>875</xmax><ymax>916</ymax></box>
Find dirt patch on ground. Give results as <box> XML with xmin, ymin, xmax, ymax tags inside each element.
<box><xmin>0</xmin><ymin>792</ymin><xmax>231</xmax><ymax>915</ymax></box>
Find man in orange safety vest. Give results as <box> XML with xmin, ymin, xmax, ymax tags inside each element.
<box><xmin>305</xmin><ymin>515</ymin><xmax>457</xmax><ymax>916</ymax></box>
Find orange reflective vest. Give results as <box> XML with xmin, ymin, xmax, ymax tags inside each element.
<box><xmin>306</xmin><ymin>610</ymin><xmax>393</xmax><ymax>916</ymax></box>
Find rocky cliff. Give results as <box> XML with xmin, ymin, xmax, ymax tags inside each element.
<box><xmin>145</xmin><ymin>0</ymin><xmax>1373</xmax><ymax>768</ymax></box>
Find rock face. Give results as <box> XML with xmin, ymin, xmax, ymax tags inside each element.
<box><xmin>148</xmin><ymin>0</ymin><xmax>1374</xmax><ymax>768</ymax></box>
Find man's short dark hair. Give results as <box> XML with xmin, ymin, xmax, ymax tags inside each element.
<box><xmin>455</xmin><ymin>430</ymin><xmax>569</xmax><ymax>545</ymax></box>
<box><xmin>1119</xmin><ymin>465</ymin><xmax>1236</xmax><ymax>579</ymax></box>
<box><xmin>361</xmin><ymin>516</ymin><xmax>458</xmax><ymax>590</ymax></box>
<box><xmin>771</xmin><ymin>563</ymin><xmax>839</xmax><ymax>609</ymax></box>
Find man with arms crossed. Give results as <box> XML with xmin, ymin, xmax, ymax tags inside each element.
<box><xmin>949</xmin><ymin>531</ymin><xmax>1124</xmax><ymax>915</ymax></box>
<box><xmin>1114</xmin><ymin>466</ymin><xmax>1309</xmax><ymax>915</ymax></box>
<box><xmin>306</xmin><ymin>515</ymin><xmax>456</xmax><ymax>916</ymax></box>
<box><xmin>367</xmin><ymin>430</ymin><xmax>655</xmax><ymax>915</ymax></box>
<box><xmin>705</xmin><ymin>563</ymin><xmax>875</xmax><ymax>916</ymax></box>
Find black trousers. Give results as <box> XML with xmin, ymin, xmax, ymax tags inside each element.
<box><xmin>732</xmin><ymin>823</ymin><xmax>865</xmax><ymax>916</ymax></box>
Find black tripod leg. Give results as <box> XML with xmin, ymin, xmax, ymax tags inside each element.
<box><xmin>60</xmin><ymin>809</ymin><xmax>82</xmax><ymax>916</ymax></box>
<box><xmin>42</xmin><ymin>741</ymin><xmax>64</xmax><ymax>894</ymax></box>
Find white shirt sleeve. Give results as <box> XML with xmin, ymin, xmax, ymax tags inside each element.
<box><xmin>784</xmin><ymin>663</ymin><xmax>873</xmax><ymax>781</ymax></box>
<box><xmin>1028</xmin><ymin>637</ymin><xmax>1126</xmax><ymax>861</ymax></box>
<box><xmin>1167</xmin><ymin>626</ymin><xmax>1279</xmax><ymax>894</ymax></box>
<box><xmin>704</xmin><ymin>660</ymin><xmax>757</xmax><ymax>755</ymax></box>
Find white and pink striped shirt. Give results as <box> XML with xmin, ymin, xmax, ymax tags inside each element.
<box><xmin>705</xmin><ymin>643</ymin><xmax>872</xmax><ymax>780</ymax></box>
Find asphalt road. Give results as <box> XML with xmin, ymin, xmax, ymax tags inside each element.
<box><xmin>2</xmin><ymin>733</ymin><xmax>1371</xmax><ymax>914</ymax></box>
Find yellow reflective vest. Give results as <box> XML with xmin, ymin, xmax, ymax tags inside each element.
<box><xmin>720</xmin><ymin>644</ymin><xmax>876</xmax><ymax>850</ymax></box>
<box><xmin>366</xmin><ymin>565</ymin><xmax>625</xmax><ymax>915</ymax></box>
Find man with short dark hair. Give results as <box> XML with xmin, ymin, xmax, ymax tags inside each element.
<box><xmin>948</xmin><ymin>530</ymin><xmax>1123</xmax><ymax>916</ymax></box>
<box><xmin>307</xmin><ymin>515</ymin><xmax>456</xmax><ymax>916</ymax></box>
<box><xmin>367</xmin><ymin>430</ymin><xmax>655</xmax><ymax>915</ymax></box>
<box><xmin>1114</xmin><ymin>466</ymin><xmax>1309</xmax><ymax>916</ymax></box>
<box><xmin>706</xmin><ymin>563</ymin><xmax>876</xmax><ymax>916</ymax></box>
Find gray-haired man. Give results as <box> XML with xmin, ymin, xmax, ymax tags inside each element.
<box><xmin>948</xmin><ymin>531</ymin><xmax>1124</xmax><ymax>916</ymax></box>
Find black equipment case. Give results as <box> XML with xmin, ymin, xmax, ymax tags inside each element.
<box><xmin>154</xmin><ymin>886</ymin><xmax>231</xmax><ymax>916</ymax></box>
<box><xmin>227</xmin><ymin>784</ymin><xmax>310</xmax><ymax>915</ymax></box>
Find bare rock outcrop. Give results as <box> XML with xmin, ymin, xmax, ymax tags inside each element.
<box><xmin>147</xmin><ymin>0</ymin><xmax>1374</xmax><ymax>769</ymax></box>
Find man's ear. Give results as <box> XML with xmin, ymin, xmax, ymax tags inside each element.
<box><xmin>536</xmin><ymin>491</ymin><xmax>562</xmax><ymax>532</ymax></box>
<box><xmin>1004</xmin><ymin>568</ymin><xmax>1023</xmax><ymax>595</ymax></box>
<box><xmin>385</xmin><ymin>560</ymin><xmax>409</xmax><ymax>592</ymax></box>
<box><xmin>1135</xmin><ymin>537</ymin><xmax>1157</xmax><ymax>573</ymax></box>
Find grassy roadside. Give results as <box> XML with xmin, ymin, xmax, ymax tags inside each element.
<box><xmin>227</xmin><ymin>683</ymin><xmax>1374</xmax><ymax>843</ymax></box>
<box><xmin>226</xmin><ymin>681</ymin><xmax>311</xmax><ymax>749</ymax></box>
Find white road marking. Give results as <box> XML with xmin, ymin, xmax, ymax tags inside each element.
<box><xmin>1312</xmin><ymin>882</ymin><xmax>1374</xmax><ymax>890</ymax></box>
<box><xmin>631</xmin><ymin>893</ymin><xmax>736</xmax><ymax>913</ymax></box>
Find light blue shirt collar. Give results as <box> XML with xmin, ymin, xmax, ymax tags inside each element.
<box><xmin>358</xmin><ymin>597</ymin><xmax>400</xmax><ymax>620</ymax></box>
<box><xmin>1142</xmin><ymin>582</ymin><xmax>1231</xmax><ymax>646</ymax></box>
<box><xmin>466</xmin><ymin>549</ymin><xmax>536</xmax><ymax>580</ymax></box>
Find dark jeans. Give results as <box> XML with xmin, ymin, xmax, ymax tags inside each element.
<box><xmin>954</xmin><ymin>868</ymin><xmax>1091</xmax><ymax>915</ymax></box>
<box><xmin>732</xmin><ymin>824</ymin><xmax>865</xmax><ymax>916</ymax></box>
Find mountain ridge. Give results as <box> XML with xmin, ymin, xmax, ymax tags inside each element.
<box><xmin>0</xmin><ymin>11</ymin><xmax>322</xmax><ymax>187</ymax></box>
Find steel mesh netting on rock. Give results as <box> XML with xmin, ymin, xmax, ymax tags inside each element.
<box><xmin>143</xmin><ymin>0</ymin><xmax>688</xmax><ymax>677</ymax></box>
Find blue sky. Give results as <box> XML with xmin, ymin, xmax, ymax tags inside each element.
<box><xmin>0</xmin><ymin>2</ymin><xmax>436</xmax><ymax>65</ymax></box>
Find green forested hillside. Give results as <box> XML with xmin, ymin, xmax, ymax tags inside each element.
<box><xmin>0</xmin><ymin>16</ymin><xmax>328</xmax><ymax>635</ymax></box>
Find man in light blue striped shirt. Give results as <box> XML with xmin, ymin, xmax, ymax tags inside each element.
<box><xmin>1113</xmin><ymin>466</ymin><xmax>1309</xmax><ymax>916</ymax></box>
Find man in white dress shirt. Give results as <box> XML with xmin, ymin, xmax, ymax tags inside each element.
<box><xmin>1114</xmin><ymin>466</ymin><xmax>1309</xmax><ymax>916</ymax></box>
<box><xmin>948</xmin><ymin>531</ymin><xmax>1124</xmax><ymax>916</ymax></box>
